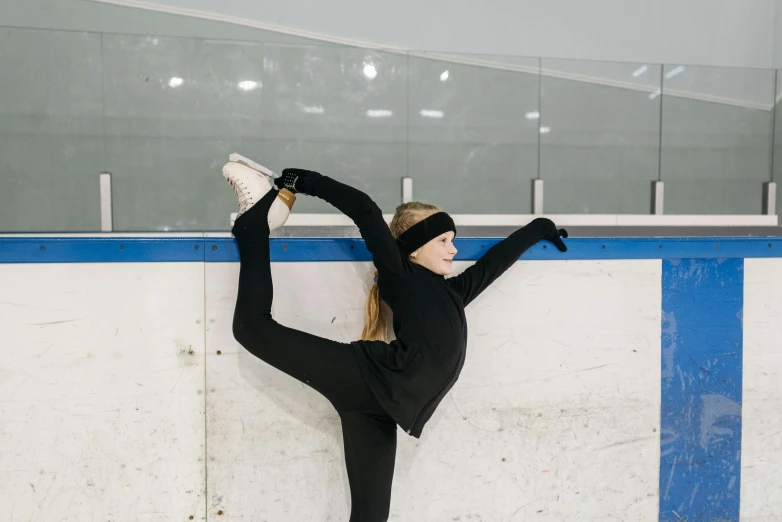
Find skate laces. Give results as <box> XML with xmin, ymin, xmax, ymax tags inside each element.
<box><xmin>228</xmin><ymin>178</ymin><xmax>250</xmax><ymax>211</ymax></box>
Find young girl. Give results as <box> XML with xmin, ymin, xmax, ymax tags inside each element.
<box><xmin>222</xmin><ymin>155</ymin><xmax>568</xmax><ymax>521</ymax></box>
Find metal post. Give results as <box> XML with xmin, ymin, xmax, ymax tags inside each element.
<box><xmin>651</xmin><ymin>181</ymin><xmax>664</xmax><ymax>215</ymax></box>
<box><xmin>532</xmin><ymin>179</ymin><xmax>544</xmax><ymax>214</ymax></box>
<box><xmin>763</xmin><ymin>182</ymin><xmax>777</xmax><ymax>215</ymax></box>
<box><xmin>402</xmin><ymin>177</ymin><xmax>413</xmax><ymax>204</ymax></box>
<box><xmin>100</xmin><ymin>172</ymin><xmax>113</xmax><ymax>232</ymax></box>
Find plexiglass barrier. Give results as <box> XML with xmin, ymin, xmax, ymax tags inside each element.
<box><xmin>0</xmin><ymin>27</ymin><xmax>778</xmax><ymax>231</ymax></box>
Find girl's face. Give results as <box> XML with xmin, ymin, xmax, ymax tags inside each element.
<box><xmin>411</xmin><ymin>231</ymin><xmax>458</xmax><ymax>276</ymax></box>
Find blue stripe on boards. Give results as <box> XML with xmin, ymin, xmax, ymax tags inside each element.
<box><xmin>0</xmin><ymin>237</ymin><xmax>205</xmax><ymax>263</ymax></box>
<box><xmin>660</xmin><ymin>259</ymin><xmax>743</xmax><ymax>522</ymax></box>
<box><xmin>1</xmin><ymin>236</ymin><xmax>780</xmax><ymax>263</ymax></box>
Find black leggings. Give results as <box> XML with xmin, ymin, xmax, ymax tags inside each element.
<box><xmin>230</xmin><ymin>190</ymin><xmax>396</xmax><ymax>522</ymax></box>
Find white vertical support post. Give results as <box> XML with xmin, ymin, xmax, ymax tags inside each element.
<box><xmin>651</xmin><ymin>181</ymin><xmax>664</xmax><ymax>215</ymax></box>
<box><xmin>100</xmin><ymin>172</ymin><xmax>113</xmax><ymax>232</ymax></box>
<box><xmin>402</xmin><ymin>177</ymin><xmax>413</xmax><ymax>204</ymax></box>
<box><xmin>532</xmin><ymin>179</ymin><xmax>544</xmax><ymax>214</ymax></box>
<box><xmin>763</xmin><ymin>181</ymin><xmax>777</xmax><ymax>215</ymax></box>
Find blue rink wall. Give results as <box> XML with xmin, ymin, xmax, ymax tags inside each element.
<box><xmin>0</xmin><ymin>236</ymin><xmax>780</xmax><ymax>521</ymax></box>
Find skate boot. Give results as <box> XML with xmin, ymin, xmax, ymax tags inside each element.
<box><xmin>222</xmin><ymin>158</ymin><xmax>295</xmax><ymax>232</ymax></box>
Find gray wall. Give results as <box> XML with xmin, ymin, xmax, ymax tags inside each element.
<box><xmin>101</xmin><ymin>0</ymin><xmax>779</xmax><ymax>69</ymax></box>
<box><xmin>0</xmin><ymin>0</ymin><xmax>313</xmax><ymax>44</ymax></box>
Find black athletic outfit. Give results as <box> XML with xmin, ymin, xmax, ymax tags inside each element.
<box><xmin>231</xmin><ymin>172</ymin><xmax>565</xmax><ymax>521</ymax></box>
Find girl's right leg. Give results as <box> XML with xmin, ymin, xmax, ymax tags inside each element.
<box><xmin>227</xmin><ymin>162</ymin><xmax>398</xmax><ymax>520</ymax></box>
<box><xmin>231</xmin><ymin>188</ymin><xmax>360</xmax><ymax>400</ymax></box>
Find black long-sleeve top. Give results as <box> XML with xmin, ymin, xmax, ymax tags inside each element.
<box><xmin>304</xmin><ymin>174</ymin><xmax>555</xmax><ymax>438</ymax></box>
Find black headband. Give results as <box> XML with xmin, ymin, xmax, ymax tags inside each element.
<box><xmin>395</xmin><ymin>212</ymin><xmax>457</xmax><ymax>255</ymax></box>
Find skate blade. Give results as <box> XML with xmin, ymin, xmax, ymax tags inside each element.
<box><xmin>228</xmin><ymin>153</ymin><xmax>279</xmax><ymax>179</ymax></box>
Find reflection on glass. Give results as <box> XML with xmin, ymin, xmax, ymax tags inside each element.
<box><xmin>363</xmin><ymin>62</ymin><xmax>378</xmax><ymax>80</ymax></box>
<box><xmin>238</xmin><ymin>80</ymin><xmax>260</xmax><ymax>91</ymax></box>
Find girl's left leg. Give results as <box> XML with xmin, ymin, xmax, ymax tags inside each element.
<box><xmin>340</xmin><ymin>409</ymin><xmax>398</xmax><ymax>522</ymax></box>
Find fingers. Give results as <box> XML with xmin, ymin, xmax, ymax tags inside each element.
<box><xmin>546</xmin><ymin>227</ymin><xmax>567</xmax><ymax>252</ymax></box>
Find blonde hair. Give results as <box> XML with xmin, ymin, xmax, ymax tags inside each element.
<box><xmin>361</xmin><ymin>202</ymin><xmax>442</xmax><ymax>341</ymax></box>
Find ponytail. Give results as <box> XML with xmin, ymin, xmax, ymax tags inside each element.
<box><xmin>361</xmin><ymin>201</ymin><xmax>442</xmax><ymax>342</ymax></box>
<box><xmin>361</xmin><ymin>270</ymin><xmax>389</xmax><ymax>341</ymax></box>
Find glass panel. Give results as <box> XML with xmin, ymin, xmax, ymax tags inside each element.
<box><xmin>0</xmin><ymin>28</ymin><xmax>105</xmax><ymax>232</ymax></box>
<box><xmin>539</xmin><ymin>59</ymin><xmax>662</xmax><ymax>214</ymax></box>
<box><xmin>2</xmin><ymin>26</ymin><xmax>778</xmax><ymax>230</ymax></box>
<box><xmin>256</xmin><ymin>43</ymin><xmax>408</xmax><ymax>215</ymax></box>
<box><xmin>102</xmin><ymin>34</ymin><xmax>266</xmax><ymax>231</ymax></box>
<box><xmin>661</xmin><ymin>65</ymin><xmax>775</xmax><ymax>214</ymax></box>
<box><xmin>407</xmin><ymin>53</ymin><xmax>537</xmax><ymax>214</ymax></box>
<box><xmin>775</xmin><ymin>70</ymin><xmax>781</xmax><ymax>215</ymax></box>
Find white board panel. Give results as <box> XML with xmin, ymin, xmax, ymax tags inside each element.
<box><xmin>393</xmin><ymin>260</ymin><xmax>662</xmax><ymax>520</ymax></box>
<box><xmin>0</xmin><ymin>263</ymin><xmax>206</xmax><ymax>522</ymax></box>
<box><xmin>204</xmin><ymin>261</ymin><xmax>375</xmax><ymax>520</ymax></box>
<box><xmin>205</xmin><ymin>259</ymin><xmax>661</xmax><ymax>521</ymax></box>
<box><xmin>741</xmin><ymin>258</ymin><xmax>782</xmax><ymax>521</ymax></box>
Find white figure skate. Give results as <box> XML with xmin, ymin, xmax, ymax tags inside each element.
<box><xmin>228</xmin><ymin>153</ymin><xmax>280</xmax><ymax>181</ymax></box>
<box><xmin>222</xmin><ymin>155</ymin><xmax>295</xmax><ymax>231</ymax></box>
